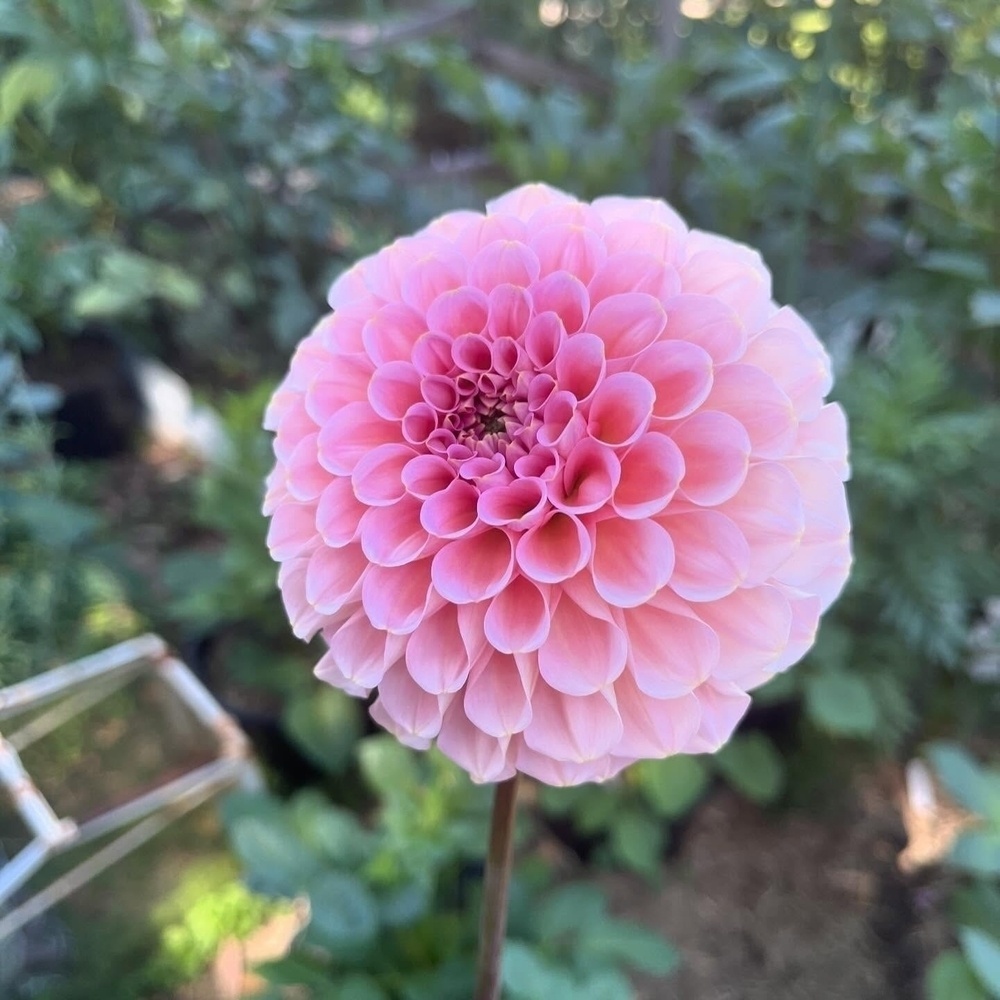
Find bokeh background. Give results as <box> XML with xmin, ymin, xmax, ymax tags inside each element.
<box><xmin>1</xmin><ymin>0</ymin><xmax>998</xmax><ymax>998</ymax></box>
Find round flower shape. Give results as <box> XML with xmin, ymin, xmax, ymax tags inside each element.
<box><xmin>264</xmin><ymin>183</ymin><xmax>851</xmax><ymax>787</ymax></box>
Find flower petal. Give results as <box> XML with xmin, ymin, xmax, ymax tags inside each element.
<box><xmin>662</xmin><ymin>509</ymin><xmax>749</xmax><ymax>602</ymax></box>
<box><xmin>405</xmin><ymin>603</ymin><xmax>477</xmax><ymax>693</ymax></box>
<box><xmin>516</xmin><ymin>511</ymin><xmax>592</xmax><ymax>584</ymax></box>
<box><xmin>484</xmin><ymin>576</ymin><xmax>551</xmax><ymax>653</ymax></box>
<box><xmin>522</xmin><ymin>682</ymin><xmax>623</xmax><ymax>763</ymax></box>
<box><xmin>613</xmin><ymin>432</ymin><xmax>683</xmax><ymax>519</ymax></box>
<box><xmin>591</xmin><ymin>517</ymin><xmax>675</xmax><ymax>608</ymax></box>
<box><xmin>671</xmin><ymin>410</ymin><xmax>751</xmax><ymax>506</ymax></box>
<box><xmin>464</xmin><ymin>650</ymin><xmax>534</xmax><ymax>737</ymax></box>
<box><xmin>587</xmin><ymin>293</ymin><xmax>666</xmax><ymax>360</ymax></box>
<box><xmin>431</xmin><ymin>528</ymin><xmax>515</xmax><ymax>603</ymax></box>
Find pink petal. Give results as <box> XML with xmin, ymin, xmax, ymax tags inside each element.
<box><xmin>660</xmin><ymin>293</ymin><xmax>747</xmax><ymax>365</ymax></box>
<box><xmin>405</xmin><ymin>603</ymin><xmax>476</xmax><ymax>693</ymax></box>
<box><xmin>588</xmin><ymin>372</ymin><xmax>655</xmax><ymax>447</ymax></box>
<box><xmin>703</xmin><ymin>364</ymin><xmax>798</xmax><ymax>459</ymax></box>
<box><xmin>537</xmin><ymin>592</ymin><xmax>627</xmax><ymax>695</ymax></box>
<box><xmin>592</xmin><ymin>194</ymin><xmax>688</xmax><ymax>233</ymax></box>
<box><xmin>431</xmin><ymin>528</ymin><xmax>515</xmax><ymax>604</ymax></box>
<box><xmin>327</xmin><ymin>261</ymin><xmax>369</xmax><ymax>309</ymax></box>
<box><xmin>361</xmin><ymin>558</ymin><xmax>437</xmax><ymax>634</ymax></box>
<box><xmin>513</xmin><ymin>742</ymin><xmax>629</xmax><ymax>786</ymax></box>
<box><xmin>613</xmin><ymin>432</ymin><xmax>683</xmax><ymax>519</ymax></box>
<box><xmin>631</xmin><ymin>340</ymin><xmax>714</xmax><ymax>421</ymax></box>
<box><xmin>411</xmin><ymin>331</ymin><xmax>457</xmax><ymax>376</ymax></box>
<box><xmin>275</xmin><ymin>397</ymin><xmax>319</xmax><ymax>463</ymax></box>
<box><xmin>359</xmin><ymin>497</ymin><xmax>431</xmax><ymax>567</ymax></box>
<box><xmin>686</xmin><ymin>679</ymin><xmax>750</xmax><ymax>753</ymax></box>
<box><xmin>697</xmin><ymin>585</ymin><xmax>792</xmax><ymax>686</ymax></box>
<box><xmin>530</xmin><ymin>272</ymin><xmax>589</xmax><ymax>333</ymax></box>
<box><xmin>602</xmin><ymin>219</ymin><xmax>685</xmax><ymax>263</ymax></box>
<box><xmin>522</xmin><ymin>682</ymin><xmax>623</xmax><ymax>763</ymax></box>
<box><xmin>554</xmin><ymin>332</ymin><xmax>606</xmax><ymax>403</ymax></box>
<box><xmin>671</xmin><ymin>410</ymin><xmax>751</xmax><ymax>506</ymax></box>
<box><xmin>314</xmin><ymin>648</ymin><xmax>372</xmax><ymax>698</ymax></box>
<box><xmin>530</xmin><ymin>224</ymin><xmax>607</xmax><ymax>283</ymax></box>
<box><xmin>718</xmin><ymin>461</ymin><xmax>805</xmax><ymax>585</ymax></box>
<box><xmin>792</xmin><ymin>403</ymin><xmax>850</xmax><ymax>481</ymax></box>
<box><xmin>588</xmin><ymin>251</ymin><xmax>680</xmax><ymax>305</ymax></box>
<box><xmin>362</xmin><ymin>303</ymin><xmax>426</xmax><ymax>366</ymax></box>
<box><xmin>285</xmin><ymin>433</ymin><xmax>329</xmax><ymax>501</ymax></box>
<box><xmin>367</xmin><ymin>361</ymin><xmax>423</xmax><ymax>421</ymax></box>
<box><xmin>306</xmin><ymin>544</ymin><xmax>368</xmax><ymax>614</ymax></box>
<box><xmin>369</xmin><ymin>700</ymin><xmax>431</xmax><ymax>751</ymax></box>
<box><xmin>663</xmin><ymin>509</ymin><xmax>749</xmax><ymax>602</ymax></box>
<box><xmin>743</xmin><ymin>309</ymin><xmax>832</xmax><ymax>421</ymax></box>
<box><xmin>420</xmin><ymin>479</ymin><xmax>481</xmax><ymax>538</ymax></box>
<box><xmin>492</xmin><ymin>336</ymin><xmax>526</xmax><ymax>377</ymax></box>
<box><xmin>267</xmin><ymin>501</ymin><xmax>318</xmax><ymax>560</ymax></box>
<box><xmin>516</xmin><ymin>511</ymin><xmax>592</xmax><ymax>584</ymax></box>
<box><xmin>537</xmin><ymin>390</ymin><xmax>586</xmax><ymax>452</ymax></box>
<box><xmin>478</xmin><ymin>478</ymin><xmax>547</xmax><ymax>530</ymax></box>
<box><xmin>455</xmin><ymin>213</ymin><xmax>527</xmax><ymax>255</ymax></box>
<box><xmin>436</xmin><ymin>701</ymin><xmax>515</xmax><ymax>783</ymax></box>
<box><xmin>401</xmin><ymin>454</ymin><xmax>456</xmax><ymax>498</ymax></box>
<box><xmin>400</xmin><ymin>251</ymin><xmax>467</xmax><ymax>313</ymax></box>
<box><xmin>451</xmin><ymin>332</ymin><xmax>493</xmax><ymax>373</ymax></box>
<box><xmin>612</xmin><ymin>670</ymin><xmax>702</xmax><ymax>757</ymax></box>
<box><xmin>401</xmin><ymin>402</ymin><xmax>438</xmax><ymax>445</ymax></box>
<box><xmin>548</xmin><ymin>438</ymin><xmax>620</xmax><ymax>515</ymax></box>
<box><xmin>463</xmin><ymin>650</ymin><xmax>534</xmax><ymax>737</ymax></box>
<box><xmin>681</xmin><ymin>233</ymin><xmax>773</xmax><ymax>334</ymax></box>
<box><xmin>317</xmin><ymin>402</ymin><xmax>399</xmax><ymax>476</ymax></box>
<box><xmin>425</xmin><ymin>285</ymin><xmax>489</xmax><ymax>337</ymax></box>
<box><xmin>621</xmin><ymin>591</ymin><xmax>719</xmax><ymax>698</ymax></box>
<box><xmin>468</xmin><ymin>240</ymin><xmax>541</xmax><ymax>290</ymax></box>
<box><xmin>484</xmin><ymin>283</ymin><xmax>531</xmax><ymax>340</ymax></box>
<box><xmin>591</xmin><ymin>517</ymin><xmax>675</xmax><ymax>608</ymax></box>
<box><xmin>375</xmin><ymin>663</ymin><xmax>449</xmax><ymax>739</ymax></box>
<box><xmin>484</xmin><ymin>576</ymin><xmax>551</xmax><ymax>653</ymax></box>
<box><xmin>486</xmin><ymin>182</ymin><xmax>576</xmax><ymax>219</ymax></box>
<box><xmin>326</xmin><ymin>608</ymin><xmax>405</xmax><ymax>688</ymax></box>
<box><xmin>524</xmin><ymin>312</ymin><xmax>566</xmax><ymax>371</ymax></box>
<box><xmin>586</xmin><ymin>293</ymin><xmax>666</xmax><ymax>360</ymax></box>
<box><xmin>278</xmin><ymin>558</ymin><xmax>325</xmax><ymax>640</ymax></box>
<box><xmin>771</xmin><ymin>587</ymin><xmax>822</xmax><ymax>672</ymax></box>
<box><xmin>351</xmin><ymin>443</ymin><xmax>415</xmax><ymax>506</ymax></box>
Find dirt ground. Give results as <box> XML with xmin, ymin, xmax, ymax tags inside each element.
<box><xmin>605</xmin><ymin>771</ymin><xmax>953</xmax><ymax>1000</ymax></box>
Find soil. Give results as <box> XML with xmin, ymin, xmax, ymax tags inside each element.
<box><xmin>605</xmin><ymin>770</ymin><xmax>953</xmax><ymax>1000</ymax></box>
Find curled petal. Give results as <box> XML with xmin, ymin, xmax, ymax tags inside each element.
<box><xmin>478</xmin><ymin>478</ymin><xmax>548</xmax><ymax>530</ymax></box>
<box><xmin>661</xmin><ymin>293</ymin><xmax>746</xmax><ymax>365</ymax></box>
<box><xmin>671</xmin><ymin>411</ymin><xmax>751</xmax><ymax>506</ymax></box>
<box><xmin>352</xmin><ymin>443</ymin><xmax>415</xmax><ymax>507</ymax></box>
<box><xmin>524</xmin><ymin>312</ymin><xmax>566</xmax><ymax>372</ymax></box>
<box><xmin>631</xmin><ymin>340</ymin><xmax>713</xmax><ymax>422</ymax></box>
<box><xmin>554</xmin><ymin>332</ymin><xmax>606</xmax><ymax>403</ymax></box>
<box><xmin>613</xmin><ymin>670</ymin><xmax>702</xmax><ymax>758</ymax></box>
<box><xmin>362</xmin><ymin>303</ymin><xmax>426</xmax><ymax>366</ymax></box>
<box><xmin>549</xmin><ymin>438</ymin><xmax>620</xmax><ymax>515</ymax></box>
<box><xmin>703</xmin><ymin>364</ymin><xmax>798</xmax><ymax>459</ymax></box>
<box><xmin>522</xmin><ymin>682</ymin><xmax>623</xmax><ymax>763</ymax></box>
<box><xmin>530</xmin><ymin>224</ymin><xmax>607</xmax><ymax>283</ymax></box>
<box><xmin>614</xmin><ymin>432</ymin><xmax>683</xmax><ymax>519</ymax></box>
<box><xmin>316</xmin><ymin>479</ymin><xmax>366</xmax><ymax>547</ymax></box>
<box><xmin>325</xmin><ymin>608</ymin><xmax>406</xmax><ymax>689</ymax></box>
<box><xmin>469</xmin><ymin>239</ymin><xmax>541</xmax><ymax>290</ymax></box>
<box><xmin>591</xmin><ymin>517</ymin><xmax>674</xmax><ymax>608</ymax></box>
<box><xmin>401</xmin><ymin>402</ymin><xmax>437</xmax><ymax>445</ymax></box>
<box><xmin>426</xmin><ymin>285</ymin><xmax>489</xmax><ymax>337</ymax></box>
<box><xmin>662</xmin><ymin>509</ymin><xmax>749</xmax><ymax>602</ymax></box>
<box><xmin>306</xmin><ymin>544</ymin><xmax>367</xmax><ymax>615</ymax></box>
<box><xmin>464</xmin><ymin>650</ymin><xmax>534</xmax><ymax>737</ymax></box>
<box><xmin>516</xmin><ymin>511</ymin><xmax>591</xmax><ymax>584</ymax></box>
<box><xmin>374</xmin><ymin>663</ymin><xmax>450</xmax><ymax>740</ymax></box>
<box><xmin>411</xmin><ymin>332</ymin><xmax>456</xmax><ymax>376</ymax></box>
<box><xmin>588</xmin><ymin>372</ymin><xmax>655</xmax><ymax>447</ymax></box>
<box><xmin>431</xmin><ymin>528</ymin><xmax>515</xmax><ymax>603</ymax></box>
<box><xmin>317</xmin><ymin>402</ymin><xmax>399</xmax><ymax>476</ymax></box>
<box><xmin>362</xmin><ymin>558</ymin><xmax>438</xmax><ymax>634</ymax></box>
<box><xmin>485</xmin><ymin>576</ymin><xmax>551</xmax><ymax>653</ymax></box>
<box><xmin>686</xmin><ymin>679</ymin><xmax>751</xmax><ymax>753</ymax></box>
<box><xmin>401</xmin><ymin>454</ymin><xmax>455</xmax><ymax>498</ymax></box>
<box><xmin>406</xmin><ymin>603</ymin><xmax>477</xmax><ymax>693</ymax></box>
<box><xmin>359</xmin><ymin>497</ymin><xmax>431</xmax><ymax>567</ymax></box>
<box><xmin>487</xmin><ymin>284</ymin><xmax>533</xmax><ymax>340</ymax></box>
<box><xmin>267</xmin><ymin>501</ymin><xmax>318</xmax><ymax>561</ymax></box>
<box><xmin>530</xmin><ymin>272</ymin><xmax>589</xmax><ymax>333</ymax></box>
<box><xmin>368</xmin><ymin>362</ymin><xmax>422</xmax><ymax>421</ymax></box>
<box><xmin>420</xmin><ymin>479</ymin><xmax>481</xmax><ymax>538</ymax></box>
<box><xmin>437</xmin><ymin>701</ymin><xmax>515</xmax><ymax>783</ymax></box>
<box><xmin>537</xmin><ymin>592</ymin><xmax>627</xmax><ymax>695</ymax></box>
<box><xmin>587</xmin><ymin>293</ymin><xmax>666</xmax><ymax>360</ymax></box>
<box><xmin>588</xmin><ymin>251</ymin><xmax>680</xmax><ymax>305</ymax></box>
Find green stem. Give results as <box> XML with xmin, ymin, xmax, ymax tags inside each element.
<box><xmin>474</xmin><ymin>774</ymin><xmax>519</xmax><ymax>1000</ymax></box>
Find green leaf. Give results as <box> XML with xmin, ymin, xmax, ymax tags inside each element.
<box><xmin>502</xmin><ymin>941</ymin><xmax>575</xmax><ymax>999</ymax></box>
<box><xmin>283</xmin><ymin>686</ymin><xmax>362</xmax><ymax>775</ymax></box>
<box><xmin>804</xmin><ymin>672</ymin><xmax>878</xmax><ymax>735</ymax></box>
<box><xmin>715</xmin><ymin>732</ymin><xmax>786</xmax><ymax>805</ymax></box>
<box><xmin>927</xmin><ymin>743</ymin><xmax>1000</xmax><ymax>820</ymax></box>
<box><xmin>927</xmin><ymin>950</ymin><xmax>988</xmax><ymax>1000</ymax></box>
<box><xmin>378</xmin><ymin>880</ymin><xmax>431</xmax><ymax>928</ymax></box>
<box><xmin>305</xmin><ymin>871</ymin><xmax>380</xmax><ymax>954</ymax></box>
<box><xmin>336</xmin><ymin>974</ymin><xmax>389</xmax><ymax>1000</ymax></box>
<box><xmin>633</xmin><ymin>755</ymin><xmax>709</xmax><ymax>818</ymax></box>
<box><xmin>609</xmin><ymin>810</ymin><xmax>665</xmax><ymax>876</ymax></box>
<box><xmin>960</xmin><ymin>927</ymin><xmax>1000</xmax><ymax>997</ymax></box>
<box><xmin>230</xmin><ymin>815</ymin><xmax>318</xmax><ymax>898</ymax></box>
<box><xmin>575</xmin><ymin>969</ymin><xmax>636</xmax><ymax>1000</ymax></box>
<box><xmin>538</xmin><ymin>883</ymin><xmax>607</xmax><ymax>939</ymax></box>
<box><xmin>951</xmin><ymin>833</ymin><xmax>1000</xmax><ymax>876</ymax></box>
<box><xmin>0</xmin><ymin>58</ymin><xmax>59</xmax><ymax>126</ymax></box>
<box><xmin>970</xmin><ymin>291</ymin><xmax>1000</xmax><ymax>329</ymax></box>
<box><xmin>290</xmin><ymin>791</ymin><xmax>373</xmax><ymax>868</ymax></box>
<box><xmin>357</xmin><ymin>735</ymin><xmax>421</xmax><ymax>801</ymax></box>
<box><xmin>579</xmin><ymin>919</ymin><xmax>679</xmax><ymax>977</ymax></box>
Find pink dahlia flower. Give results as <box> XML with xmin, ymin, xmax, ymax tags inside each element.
<box><xmin>264</xmin><ymin>183</ymin><xmax>851</xmax><ymax>787</ymax></box>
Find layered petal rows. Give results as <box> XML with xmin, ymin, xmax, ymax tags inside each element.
<box><xmin>265</xmin><ymin>184</ymin><xmax>851</xmax><ymax>786</ymax></box>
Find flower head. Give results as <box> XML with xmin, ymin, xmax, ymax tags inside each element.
<box><xmin>264</xmin><ymin>183</ymin><xmax>851</xmax><ymax>786</ymax></box>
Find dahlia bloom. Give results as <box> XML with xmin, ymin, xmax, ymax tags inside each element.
<box><xmin>264</xmin><ymin>183</ymin><xmax>851</xmax><ymax>787</ymax></box>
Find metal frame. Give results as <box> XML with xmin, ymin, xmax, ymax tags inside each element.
<box><xmin>0</xmin><ymin>634</ymin><xmax>260</xmax><ymax>941</ymax></box>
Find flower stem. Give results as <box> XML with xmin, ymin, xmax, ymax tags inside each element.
<box><xmin>474</xmin><ymin>773</ymin><xmax>519</xmax><ymax>1000</ymax></box>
